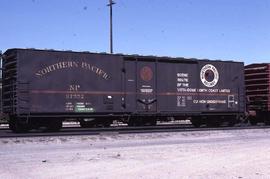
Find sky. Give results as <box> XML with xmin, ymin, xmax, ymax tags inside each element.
<box><xmin>0</xmin><ymin>0</ymin><xmax>269</xmax><ymax>64</ymax></box>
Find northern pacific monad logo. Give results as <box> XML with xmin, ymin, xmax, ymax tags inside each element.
<box><xmin>200</xmin><ymin>64</ymin><xmax>219</xmax><ymax>88</ymax></box>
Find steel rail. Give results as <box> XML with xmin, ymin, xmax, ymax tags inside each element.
<box><xmin>0</xmin><ymin>124</ymin><xmax>269</xmax><ymax>139</ymax></box>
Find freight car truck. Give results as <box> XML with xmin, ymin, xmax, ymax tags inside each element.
<box><xmin>2</xmin><ymin>49</ymin><xmax>245</xmax><ymax>132</ymax></box>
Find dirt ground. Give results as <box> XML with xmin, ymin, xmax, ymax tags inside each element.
<box><xmin>1</xmin><ymin>128</ymin><xmax>270</xmax><ymax>178</ymax></box>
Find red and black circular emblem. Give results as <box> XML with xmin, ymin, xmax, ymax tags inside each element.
<box><xmin>200</xmin><ymin>64</ymin><xmax>219</xmax><ymax>87</ymax></box>
<box><xmin>140</xmin><ymin>66</ymin><xmax>153</xmax><ymax>81</ymax></box>
<box><xmin>204</xmin><ymin>69</ymin><xmax>215</xmax><ymax>82</ymax></box>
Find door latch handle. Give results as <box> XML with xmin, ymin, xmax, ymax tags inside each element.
<box><xmin>137</xmin><ymin>99</ymin><xmax>156</xmax><ymax>105</ymax></box>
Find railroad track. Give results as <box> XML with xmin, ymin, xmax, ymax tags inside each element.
<box><xmin>0</xmin><ymin>124</ymin><xmax>269</xmax><ymax>138</ymax></box>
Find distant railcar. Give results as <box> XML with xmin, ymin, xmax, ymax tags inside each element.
<box><xmin>1</xmin><ymin>49</ymin><xmax>245</xmax><ymax>132</ymax></box>
<box><xmin>0</xmin><ymin>51</ymin><xmax>4</xmax><ymax>123</ymax></box>
<box><xmin>245</xmin><ymin>63</ymin><xmax>270</xmax><ymax>124</ymax></box>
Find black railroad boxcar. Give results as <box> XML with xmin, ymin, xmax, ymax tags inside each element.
<box><xmin>2</xmin><ymin>48</ymin><xmax>245</xmax><ymax>132</ymax></box>
<box><xmin>245</xmin><ymin>63</ymin><xmax>270</xmax><ymax>124</ymax></box>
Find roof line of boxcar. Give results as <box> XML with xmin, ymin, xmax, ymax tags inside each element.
<box><xmin>245</xmin><ymin>63</ymin><xmax>270</xmax><ymax>67</ymax></box>
<box><xmin>4</xmin><ymin>48</ymin><xmax>243</xmax><ymax>64</ymax></box>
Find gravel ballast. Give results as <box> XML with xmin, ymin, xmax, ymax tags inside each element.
<box><xmin>1</xmin><ymin>129</ymin><xmax>270</xmax><ymax>178</ymax></box>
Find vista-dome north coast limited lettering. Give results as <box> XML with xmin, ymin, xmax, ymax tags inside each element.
<box><xmin>35</xmin><ymin>61</ymin><xmax>110</xmax><ymax>80</ymax></box>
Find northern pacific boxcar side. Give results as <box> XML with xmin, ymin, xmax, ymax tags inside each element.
<box><xmin>2</xmin><ymin>49</ymin><xmax>245</xmax><ymax>132</ymax></box>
